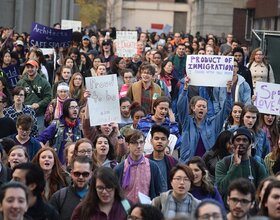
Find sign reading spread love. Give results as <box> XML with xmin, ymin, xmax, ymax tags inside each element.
<box><xmin>186</xmin><ymin>55</ymin><xmax>234</xmax><ymax>87</ymax></box>
<box><xmin>254</xmin><ymin>81</ymin><xmax>280</xmax><ymax>115</ymax></box>
<box><xmin>116</xmin><ymin>31</ymin><xmax>137</xmax><ymax>57</ymax></box>
<box><xmin>85</xmin><ymin>75</ymin><xmax>121</xmax><ymax>126</ymax></box>
<box><xmin>29</xmin><ymin>22</ymin><xmax>72</xmax><ymax>48</ymax></box>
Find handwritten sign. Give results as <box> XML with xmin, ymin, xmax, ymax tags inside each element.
<box><xmin>85</xmin><ymin>75</ymin><xmax>121</xmax><ymax>126</ymax></box>
<box><xmin>116</xmin><ymin>31</ymin><xmax>137</xmax><ymax>57</ymax></box>
<box><xmin>29</xmin><ymin>22</ymin><xmax>72</xmax><ymax>48</ymax></box>
<box><xmin>61</xmin><ymin>19</ymin><xmax>82</xmax><ymax>32</ymax></box>
<box><xmin>254</xmin><ymin>81</ymin><xmax>280</xmax><ymax>115</ymax></box>
<box><xmin>186</xmin><ymin>55</ymin><xmax>234</xmax><ymax>87</ymax></box>
<box><xmin>2</xmin><ymin>65</ymin><xmax>20</xmax><ymax>88</ymax></box>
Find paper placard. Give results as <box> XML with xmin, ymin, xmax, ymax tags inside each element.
<box><xmin>254</xmin><ymin>81</ymin><xmax>280</xmax><ymax>115</ymax></box>
<box><xmin>186</xmin><ymin>55</ymin><xmax>234</xmax><ymax>87</ymax></box>
<box><xmin>61</xmin><ymin>19</ymin><xmax>82</xmax><ymax>32</ymax></box>
<box><xmin>116</xmin><ymin>31</ymin><xmax>137</xmax><ymax>57</ymax></box>
<box><xmin>85</xmin><ymin>75</ymin><xmax>121</xmax><ymax>126</ymax></box>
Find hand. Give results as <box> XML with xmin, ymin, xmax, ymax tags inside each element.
<box><xmin>226</xmin><ymin>80</ymin><xmax>233</xmax><ymax>93</ymax></box>
<box><xmin>31</xmin><ymin>103</ymin><xmax>40</xmax><ymax>110</ymax></box>
<box><xmin>184</xmin><ymin>76</ymin><xmax>191</xmax><ymax>90</ymax></box>
<box><xmin>252</xmin><ymin>95</ymin><xmax>256</xmax><ymax>102</ymax></box>
<box><xmin>48</xmin><ymin>105</ymin><xmax>54</xmax><ymax>113</ymax></box>
<box><xmin>110</xmin><ymin>122</ymin><xmax>119</xmax><ymax>131</ymax></box>
<box><xmin>233</xmin><ymin>145</ymin><xmax>241</xmax><ymax>166</ymax></box>
<box><xmin>168</xmin><ymin>108</ymin><xmax>175</xmax><ymax>122</ymax></box>
<box><xmin>83</xmin><ymin>90</ymin><xmax>91</xmax><ymax>98</ymax></box>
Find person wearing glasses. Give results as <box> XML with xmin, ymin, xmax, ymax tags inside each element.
<box><xmin>152</xmin><ymin>164</ymin><xmax>200</xmax><ymax>219</ymax></box>
<box><xmin>194</xmin><ymin>199</ymin><xmax>227</xmax><ymax>220</ymax></box>
<box><xmin>9</xmin><ymin>114</ymin><xmax>41</xmax><ymax>161</ymax></box>
<box><xmin>226</xmin><ymin>178</ymin><xmax>256</xmax><ymax>220</ymax></box>
<box><xmin>50</xmin><ymin>156</ymin><xmax>93</xmax><ymax>220</ymax></box>
<box><xmin>71</xmin><ymin>167</ymin><xmax>130</xmax><ymax>220</ymax></box>
<box><xmin>115</xmin><ymin>129</ymin><xmax>164</xmax><ymax>204</ymax></box>
<box><xmin>37</xmin><ymin>98</ymin><xmax>83</xmax><ymax>164</ymax></box>
<box><xmin>3</xmin><ymin>86</ymin><xmax>38</xmax><ymax>136</ymax></box>
<box><xmin>32</xmin><ymin>147</ymin><xmax>68</xmax><ymax>201</ymax></box>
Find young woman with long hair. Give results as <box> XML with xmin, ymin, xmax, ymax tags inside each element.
<box><xmin>32</xmin><ymin>147</ymin><xmax>68</xmax><ymax>200</ymax></box>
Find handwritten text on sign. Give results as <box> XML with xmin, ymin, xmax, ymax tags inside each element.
<box><xmin>254</xmin><ymin>81</ymin><xmax>280</xmax><ymax>116</ymax></box>
<box><xmin>116</xmin><ymin>31</ymin><xmax>137</xmax><ymax>57</ymax></box>
<box><xmin>85</xmin><ymin>75</ymin><xmax>121</xmax><ymax>126</ymax></box>
<box><xmin>186</xmin><ymin>55</ymin><xmax>234</xmax><ymax>87</ymax></box>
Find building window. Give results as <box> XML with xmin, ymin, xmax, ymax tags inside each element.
<box><xmin>174</xmin><ymin>12</ymin><xmax>187</xmax><ymax>33</ymax></box>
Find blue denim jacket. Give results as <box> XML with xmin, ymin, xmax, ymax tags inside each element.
<box><xmin>177</xmin><ymin>90</ymin><xmax>232</xmax><ymax>163</ymax></box>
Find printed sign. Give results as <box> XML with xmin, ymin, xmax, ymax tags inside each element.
<box><xmin>85</xmin><ymin>75</ymin><xmax>121</xmax><ymax>126</ymax></box>
<box><xmin>29</xmin><ymin>22</ymin><xmax>72</xmax><ymax>48</ymax></box>
<box><xmin>186</xmin><ymin>55</ymin><xmax>234</xmax><ymax>87</ymax></box>
<box><xmin>116</xmin><ymin>31</ymin><xmax>137</xmax><ymax>57</ymax></box>
<box><xmin>254</xmin><ymin>81</ymin><xmax>280</xmax><ymax>115</ymax></box>
<box><xmin>61</xmin><ymin>19</ymin><xmax>82</xmax><ymax>32</ymax></box>
<box><xmin>2</xmin><ymin>65</ymin><xmax>20</xmax><ymax>88</ymax></box>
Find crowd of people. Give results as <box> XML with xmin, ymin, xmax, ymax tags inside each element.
<box><xmin>0</xmin><ymin>24</ymin><xmax>279</xmax><ymax>220</ymax></box>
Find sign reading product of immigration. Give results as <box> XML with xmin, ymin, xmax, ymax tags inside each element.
<box><xmin>186</xmin><ymin>55</ymin><xmax>234</xmax><ymax>87</ymax></box>
<box><xmin>29</xmin><ymin>22</ymin><xmax>72</xmax><ymax>48</ymax></box>
<box><xmin>61</xmin><ymin>19</ymin><xmax>82</xmax><ymax>32</ymax></box>
<box><xmin>85</xmin><ymin>75</ymin><xmax>121</xmax><ymax>126</ymax></box>
<box><xmin>116</xmin><ymin>31</ymin><xmax>137</xmax><ymax>57</ymax></box>
<box><xmin>254</xmin><ymin>81</ymin><xmax>280</xmax><ymax>116</ymax></box>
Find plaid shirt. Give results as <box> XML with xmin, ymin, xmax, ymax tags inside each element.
<box><xmin>3</xmin><ymin>104</ymin><xmax>38</xmax><ymax>137</ymax></box>
<box><xmin>136</xmin><ymin>114</ymin><xmax>181</xmax><ymax>149</ymax></box>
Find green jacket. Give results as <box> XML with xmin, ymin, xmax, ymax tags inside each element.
<box><xmin>215</xmin><ymin>155</ymin><xmax>268</xmax><ymax>205</ymax></box>
<box><xmin>17</xmin><ymin>73</ymin><xmax>52</xmax><ymax>116</ymax></box>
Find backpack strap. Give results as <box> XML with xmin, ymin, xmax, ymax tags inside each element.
<box><xmin>121</xmin><ymin>199</ymin><xmax>131</xmax><ymax>214</ymax></box>
<box><xmin>58</xmin><ymin>187</ymin><xmax>68</xmax><ymax>213</ymax></box>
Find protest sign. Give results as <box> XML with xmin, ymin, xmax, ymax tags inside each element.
<box><xmin>85</xmin><ymin>75</ymin><xmax>121</xmax><ymax>126</ymax></box>
<box><xmin>116</xmin><ymin>31</ymin><xmax>137</xmax><ymax>57</ymax></box>
<box><xmin>186</xmin><ymin>55</ymin><xmax>234</xmax><ymax>87</ymax></box>
<box><xmin>2</xmin><ymin>65</ymin><xmax>20</xmax><ymax>88</ymax></box>
<box><xmin>29</xmin><ymin>22</ymin><xmax>72</xmax><ymax>48</ymax></box>
<box><xmin>61</xmin><ymin>19</ymin><xmax>82</xmax><ymax>32</ymax></box>
<box><xmin>254</xmin><ymin>81</ymin><xmax>280</xmax><ymax>116</ymax></box>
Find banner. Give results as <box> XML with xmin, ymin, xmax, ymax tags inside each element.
<box><xmin>186</xmin><ymin>55</ymin><xmax>234</xmax><ymax>87</ymax></box>
<box><xmin>2</xmin><ymin>65</ymin><xmax>20</xmax><ymax>88</ymax></box>
<box><xmin>29</xmin><ymin>22</ymin><xmax>72</xmax><ymax>48</ymax></box>
<box><xmin>85</xmin><ymin>75</ymin><xmax>121</xmax><ymax>126</ymax></box>
<box><xmin>116</xmin><ymin>31</ymin><xmax>137</xmax><ymax>57</ymax></box>
<box><xmin>61</xmin><ymin>19</ymin><xmax>82</xmax><ymax>32</ymax></box>
<box><xmin>254</xmin><ymin>81</ymin><xmax>280</xmax><ymax>115</ymax></box>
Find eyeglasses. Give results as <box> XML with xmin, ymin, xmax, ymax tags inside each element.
<box><xmin>198</xmin><ymin>213</ymin><xmax>223</xmax><ymax>220</ymax></box>
<box><xmin>127</xmin><ymin>215</ymin><xmax>143</xmax><ymax>220</ymax></box>
<box><xmin>68</xmin><ymin>106</ymin><xmax>79</xmax><ymax>110</ymax></box>
<box><xmin>173</xmin><ymin>177</ymin><xmax>190</xmax><ymax>183</ymax></box>
<box><xmin>77</xmin><ymin>149</ymin><xmax>92</xmax><ymax>154</ymax></box>
<box><xmin>73</xmin><ymin>171</ymin><xmax>90</xmax><ymax>178</ymax></box>
<box><xmin>96</xmin><ymin>186</ymin><xmax>114</xmax><ymax>193</ymax></box>
<box><xmin>130</xmin><ymin>140</ymin><xmax>145</xmax><ymax>146</ymax></box>
<box><xmin>229</xmin><ymin>197</ymin><xmax>251</xmax><ymax>205</ymax></box>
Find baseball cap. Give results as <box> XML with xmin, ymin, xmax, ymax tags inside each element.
<box><xmin>16</xmin><ymin>40</ymin><xmax>24</xmax><ymax>46</ymax></box>
<box><xmin>82</xmin><ymin>35</ymin><xmax>90</xmax><ymax>41</ymax></box>
<box><xmin>25</xmin><ymin>59</ymin><xmax>39</xmax><ymax>68</ymax></box>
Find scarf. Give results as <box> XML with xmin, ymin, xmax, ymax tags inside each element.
<box><xmin>122</xmin><ymin>155</ymin><xmax>145</xmax><ymax>189</ymax></box>
<box><xmin>54</xmin><ymin>96</ymin><xmax>67</xmax><ymax>119</ymax></box>
<box><xmin>65</xmin><ymin>117</ymin><xmax>77</xmax><ymax>128</ymax></box>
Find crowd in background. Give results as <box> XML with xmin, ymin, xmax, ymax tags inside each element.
<box><xmin>0</xmin><ymin>23</ymin><xmax>279</xmax><ymax>220</ymax></box>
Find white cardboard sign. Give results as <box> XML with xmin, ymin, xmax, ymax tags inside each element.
<box><xmin>116</xmin><ymin>31</ymin><xmax>137</xmax><ymax>57</ymax></box>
